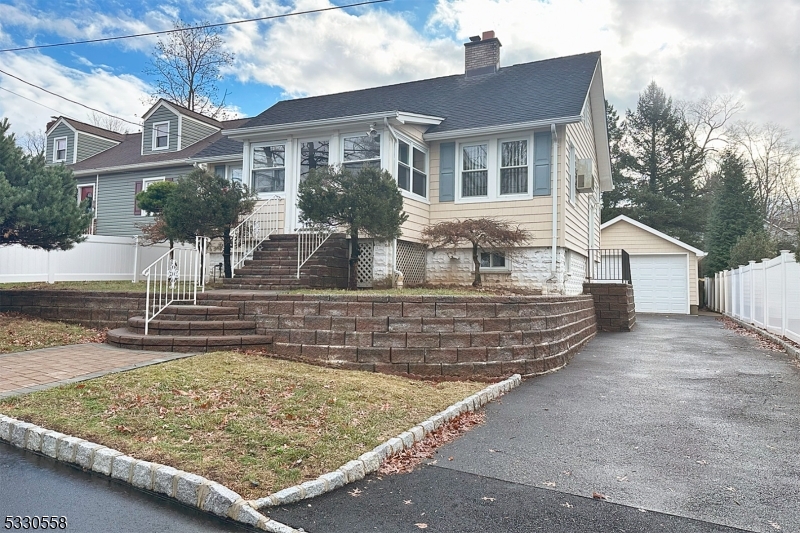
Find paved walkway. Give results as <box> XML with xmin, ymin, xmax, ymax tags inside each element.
<box><xmin>0</xmin><ymin>344</ymin><xmax>195</xmax><ymax>398</ymax></box>
<box><xmin>270</xmin><ymin>315</ymin><xmax>800</xmax><ymax>533</ymax></box>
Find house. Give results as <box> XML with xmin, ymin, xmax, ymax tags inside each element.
<box><xmin>46</xmin><ymin>31</ymin><xmax>614</xmax><ymax>295</ymax></box>
<box><xmin>601</xmin><ymin>215</ymin><xmax>706</xmax><ymax>314</ymax></box>
<box><xmin>45</xmin><ymin>100</ymin><xmax>246</xmax><ymax>237</ymax></box>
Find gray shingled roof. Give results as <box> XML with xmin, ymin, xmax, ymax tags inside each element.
<box><xmin>62</xmin><ymin>118</ymin><xmax>126</xmax><ymax>142</ymax></box>
<box><xmin>191</xmin><ymin>118</ymin><xmax>249</xmax><ymax>160</ymax></box>
<box><xmin>242</xmin><ymin>52</ymin><xmax>600</xmax><ymax>134</ymax></box>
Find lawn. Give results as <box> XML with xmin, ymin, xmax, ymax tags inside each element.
<box><xmin>0</xmin><ymin>313</ymin><xmax>104</xmax><ymax>354</ymax></box>
<box><xmin>0</xmin><ymin>351</ymin><xmax>485</xmax><ymax>499</ymax></box>
<box><xmin>0</xmin><ymin>281</ymin><xmax>149</xmax><ymax>292</ymax></box>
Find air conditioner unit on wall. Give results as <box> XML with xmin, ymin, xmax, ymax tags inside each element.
<box><xmin>576</xmin><ymin>158</ymin><xmax>594</xmax><ymax>192</ymax></box>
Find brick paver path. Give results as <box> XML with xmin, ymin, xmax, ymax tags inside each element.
<box><xmin>0</xmin><ymin>344</ymin><xmax>195</xmax><ymax>398</ymax></box>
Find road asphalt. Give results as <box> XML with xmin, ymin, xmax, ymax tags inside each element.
<box><xmin>268</xmin><ymin>314</ymin><xmax>800</xmax><ymax>533</ymax></box>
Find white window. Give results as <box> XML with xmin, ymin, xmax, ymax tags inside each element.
<box><xmin>397</xmin><ymin>140</ymin><xmax>427</xmax><ymax>198</ymax></box>
<box><xmin>140</xmin><ymin>177</ymin><xmax>165</xmax><ymax>216</ymax></box>
<box><xmin>229</xmin><ymin>165</ymin><xmax>243</xmax><ymax>184</ymax></box>
<box><xmin>461</xmin><ymin>143</ymin><xmax>488</xmax><ymax>197</ymax></box>
<box><xmin>499</xmin><ymin>139</ymin><xmax>528</xmax><ymax>195</ymax></box>
<box><xmin>480</xmin><ymin>252</ymin><xmax>507</xmax><ymax>270</ymax></box>
<box><xmin>152</xmin><ymin>122</ymin><xmax>169</xmax><ymax>150</ymax></box>
<box><xmin>568</xmin><ymin>143</ymin><xmax>576</xmax><ymax>204</ymax></box>
<box><xmin>342</xmin><ymin>134</ymin><xmax>380</xmax><ymax>171</ymax></box>
<box><xmin>54</xmin><ymin>137</ymin><xmax>67</xmax><ymax>162</ymax></box>
<box><xmin>251</xmin><ymin>144</ymin><xmax>285</xmax><ymax>193</ymax></box>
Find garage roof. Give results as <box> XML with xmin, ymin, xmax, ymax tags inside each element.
<box><xmin>601</xmin><ymin>215</ymin><xmax>707</xmax><ymax>258</ymax></box>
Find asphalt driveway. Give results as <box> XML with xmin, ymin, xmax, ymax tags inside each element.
<box><xmin>269</xmin><ymin>315</ymin><xmax>800</xmax><ymax>533</ymax></box>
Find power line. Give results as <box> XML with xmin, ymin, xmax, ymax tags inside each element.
<box><xmin>0</xmin><ymin>68</ymin><xmax>142</xmax><ymax>126</ymax></box>
<box><xmin>0</xmin><ymin>0</ymin><xmax>391</xmax><ymax>53</ymax></box>
<box><xmin>0</xmin><ymin>85</ymin><xmax>65</xmax><ymax>115</ymax></box>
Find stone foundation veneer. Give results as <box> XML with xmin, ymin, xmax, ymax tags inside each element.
<box><xmin>198</xmin><ymin>292</ymin><xmax>597</xmax><ymax>379</ymax></box>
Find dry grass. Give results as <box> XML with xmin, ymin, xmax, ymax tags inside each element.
<box><xmin>0</xmin><ymin>281</ymin><xmax>149</xmax><ymax>292</ymax></box>
<box><xmin>0</xmin><ymin>313</ymin><xmax>105</xmax><ymax>354</ymax></box>
<box><xmin>0</xmin><ymin>351</ymin><xmax>485</xmax><ymax>499</ymax></box>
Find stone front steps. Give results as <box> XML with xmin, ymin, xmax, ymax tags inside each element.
<box><xmin>106</xmin><ymin>303</ymin><xmax>273</xmax><ymax>353</ymax></box>
<box><xmin>222</xmin><ymin>233</ymin><xmax>349</xmax><ymax>291</ymax></box>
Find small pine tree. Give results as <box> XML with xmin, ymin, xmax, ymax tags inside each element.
<box><xmin>0</xmin><ymin>118</ymin><xmax>92</xmax><ymax>250</ymax></box>
<box><xmin>704</xmin><ymin>151</ymin><xmax>763</xmax><ymax>274</ymax></box>
<box><xmin>297</xmin><ymin>165</ymin><xmax>408</xmax><ymax>290</ymax></box>
<box><xmin>728</xmin><ymin>230</ymin><xmax>776</xmax><ymax>268</ymax></box>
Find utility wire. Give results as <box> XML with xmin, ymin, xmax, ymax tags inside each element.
<box><xmin>0</xmin><ymin>85</ymin><xmax>65</xmax><ymax>115</ymax></box>
<box><xmin>0</xmin><ymin>68</ymin><xmax>142</xmax><ymax>126</ymax></box>
<box><xmin>0</xmin><ymin>0</ymin><xmax>391</xmax><ymax>53</ymax></box>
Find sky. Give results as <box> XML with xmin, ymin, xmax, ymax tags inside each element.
<box><xmin>0</xmin><ymin>0</ymin><xmax>798</xmax><ymax>143</ymax></box>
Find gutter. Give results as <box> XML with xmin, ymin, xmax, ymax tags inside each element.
<box><xmin>224</xmin><ymin>111</ymin><xmax>400</xmax><ymax>140</ymax></box>
<box><xmin>423</xmin><ymin>116</ymin><xmax>581</xmax><ymax>141</ymax></box>
<box><xmin>72</xmin><ymin>159</ymin><xmax>193</xmax><ymax>178</ymax></box>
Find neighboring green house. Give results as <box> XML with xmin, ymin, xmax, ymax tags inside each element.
<box><xmin>45</xmin><ymin>99</ymin><xmax>246</xmax><ymax>237</ymax></box>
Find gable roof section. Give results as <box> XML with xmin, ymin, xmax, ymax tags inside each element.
<box><xmin>238</xmin><ymin>52</ymin><xmax>601</xmax><ymax>136</ymax></box>
<box><xmin>142</xmin><ymin>99</ymin><xmax>223</xmax><ymax>129</ymax></box>
<box><xmin>601</xmin><ymin>215</ymin><xmax>707</xmax><ymax>257</ymax></box>
<box><xmin>189</xmin><ymin>118</ymin><xmax>250</xmax><ymax>161</ymax></box>
<box><xmin>46</xmin><ymin>117</ymin><xmax>125</xmax><ymax>143</ymax></box>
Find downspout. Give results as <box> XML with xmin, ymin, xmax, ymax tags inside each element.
<box><xmin>384</xmin><ymin>117</ymin><xmax>403</xmax><ymax>288</ymax></box>
<box><xmin>550</xmin><ymin>124</ymin><xmax>558</xmax><ymax>276</ymax></box>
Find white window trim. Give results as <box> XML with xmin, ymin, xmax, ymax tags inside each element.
<box><xmin>498</xmin><ymin>137</ymin><xmax>532</xmax><ymax>198</ymax></box>
<box><xmin>152</xmin><ymin>121</ymin><xmax>170</xmax><ymax>151</ymax></box>
<box><xmin>53</xmin><ymin>136</ymin><xmax>68</xmax><ymax>162</ymax></box>
<box><xmin>140</xmin><ymin>177</ymin><xmax>166</xmax><ymax>216</ymax></box>
<box><xmin>396</xmin><ymin>134</ymin><xmax>429</xmax><ymax>202</ymax></box>
<box><xmin>455</xmin><ymin>134</ymin><xmax>535</xmax><ymax>204</ymax></box>
<box><xmin>76</xmin><ymin>184</ymin><xmax>95</xmax><ymax>209</ymax></box>
<box><xmin>250</xmin><ymin>141</ymin><xmax>288</xmax><ymax>197</ymax></box>
<box><xmin>568</xmin><ymin>142</ymin><xmax>576</xmax><ymax>205</ymax></box>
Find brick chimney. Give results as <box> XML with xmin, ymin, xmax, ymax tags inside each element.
<box><xmin>464</xmin><ymin>30</ymin><xmax>502</xmax><ymax>77</ymax></box>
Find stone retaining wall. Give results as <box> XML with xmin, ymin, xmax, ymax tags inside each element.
<box><xmin>583</xmin><ymin>283</ymin><xmax>636</xmax><ymax>332</ymax></box>
<box><xmin>0</xmin><ymin>290</ymin><xmax>147</xmax><ymax>330</ymax></box>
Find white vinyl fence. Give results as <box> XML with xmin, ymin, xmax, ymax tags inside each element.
<box><xmin>0</xmin><ymin>235</ymin><xmax>195</xmax><ymax>284</ymax></box>
<box><xmin>705</xmin><ymin>250</ymin><xmax>800</xmax><ymax>344</ymax></box>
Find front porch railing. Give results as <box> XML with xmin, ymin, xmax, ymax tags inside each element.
<box><xmin>297</xmin><ymin>226</ymin><xmax>332</xmax><ymax>278</ymax></box>
<box><xmin>142</xmin><ymin>236</ymin><xmax>209</xmax><ymax>335</ymax></box>
<box><xmin>230</xmin><ymin>196</ymin><xmax>282</xmax><ymax>277</ymax></box>
<box><xmin>586</xmin><ymin>248</ymin><xmax>632</xmax><ymax>284</ymax></box>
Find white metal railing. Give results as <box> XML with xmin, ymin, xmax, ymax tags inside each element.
<box><xmin>705</xmin><ymin>250</ymin><xmax>800</xmax><ymax>344</ymax></box>
<box><xmin>296</xmin><ymin>226</ymin><xmax>332</xmax><ymax>278</ymax></box>
<box><xmin>142</xmin><ymin>236</ymin><xmax>209</xmax><ymax>335</ymax></box>
<box><xmin>230</xmin><ymin>196</ymin><xmax>282</xmax><ymax>277</ymax></box>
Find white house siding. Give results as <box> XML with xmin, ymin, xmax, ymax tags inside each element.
<box><xmin>76</xmin><ymin>133</ymin><xmax>117</xmax><ymax>163</ymax></box>
<box><xmin>427</xmin><ymin>136</ymin><xmax>563</xmax><ymax>249</ymax></box>
<box><xmin>601</xmin><ymin>220</ymin><xmax>700</xmax><ymax>308</ymax></box>
<box><xmin>46</xmin><ymin>123</ymin><xmax>74</xmax><ymax>164</ymax></box>
<box><xmin>562</xmin><ymin>114</ymin><xmax>600</xmax><ymax>256</ymax></box>
<box><xmin>93</xmin><ymin>165</ymin><xmax>194</xmax><ymax>237</ymax></box>
<box><xmin>142</xmin><ymin>105</ymin><xmax>179</xmax><ymax>154</ymax></box>
<box><xmin>180</xmin><ymin>115</ymin><xmax>218</xmax><ymax>150</ymax></box>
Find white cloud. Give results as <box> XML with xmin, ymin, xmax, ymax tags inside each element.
<box><xmin>0</xmin><ymin>52</ymin><xmax>150</xmax><ymax>136</ymax></box>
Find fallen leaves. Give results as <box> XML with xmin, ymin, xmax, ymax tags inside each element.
<box><xmin>720</xmin><ymin>317</ymin><xmax>787</xmax><ymax>352</ymax></box>
<box><xmin>414</xmin><ymin>524</ymin><xmax>428</xmax><ymax>529</ymax></box>
<box><xmin>348</xmin><ymin>488</ymin><xmax>362</xmax><ymax>497</ymax></box>
<box><xmin>0</xmin><ymin>312</ymin><xmax>105</xmax><ymax>354</ymax></box>
<box><xmin>592</xmin><ymin>491</ymin><xmax>607</xmax><ymax>500</ymax></box>
<box><xmin>768</xmin><ymin>521</ymin><xmax>781</xmax><ymax>530</ymax></box>
<box><xmin>378</xmin><ymin>410</ymin><xmax>486</xmax><ymax>475</ymax></box>
<box><xmin>481</xmin><ymin>496</ymin><xmax>495</xmax><ymax>502</ymax></box>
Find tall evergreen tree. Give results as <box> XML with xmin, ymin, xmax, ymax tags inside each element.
<box><xmin>601</xmin><ymin>101</ymin><xmax>632</xmax><ymax>221</ymax></box>
<box><xmin>0</xmin><ymin>118</ymin><xmax>92</xmax><ymax>250</ymax></box>
<box><xmin>704</xmin><ymin>151</ymin><xmax>763</xmax><ymax>274</ymax></box>
<box><xmin>605</xmin><ymin>82</ymin><xmax>706</xmax><ymax>247</ymax></box>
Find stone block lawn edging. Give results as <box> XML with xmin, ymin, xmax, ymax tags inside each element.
<box><xmin>0</xmin><ymin>374</ymin><xmax>521</xmax><ymax>531</ymax></box>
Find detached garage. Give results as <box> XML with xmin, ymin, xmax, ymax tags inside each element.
<box><xmin>601</xmin><ymin>215</ymin><xmax>706</xmax><ymax>314</ymax></box>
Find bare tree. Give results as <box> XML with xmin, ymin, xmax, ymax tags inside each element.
<box><xmin>18</xmin><ymin>130</ymin><xmax>46</xmax><ymax>158</ymax></box>
<box><xmin>144</xmin><ymin>20</ymin><xmax>234</xmax><ymax>119</ymax></box>
<box><xmin>423</xmin><ymin>218</ymin><xmax>530</xmax><ymax>287</ymax></box>
<box><xmin>88</xmin><ymin>111</ymin><xmax>128</xmax><ymax>134</ymax></box>
<box><xmin>728</xmin><ymin>120</ymin><xmax>800</xmax><ymax>232</ymax></box>
<box><xmin>680</xmin><ymin>94</ymin><xmax>743</xmax><ymax>158</ymax></box>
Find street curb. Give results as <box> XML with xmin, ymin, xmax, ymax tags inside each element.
<box><xmin>725</xmin><ymin>315</ymin><xmax>800</xmax><ymax>361</ymax></box>
<box><xmin>0</xmin><ymin>416</ymin><xmax>299</xmax><ymax>533</ymax></box>
<box><xmin>249</xmin><ymin>373</ymin><xmax>523</xmax><ymax>510</ymax></box>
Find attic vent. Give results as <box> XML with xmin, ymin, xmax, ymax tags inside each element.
<box><xmin>464</xmin><ymin>30</ymin><xmax>502</xmax><ymax>77</ymax></box>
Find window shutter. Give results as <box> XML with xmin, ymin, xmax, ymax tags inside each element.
<box><xmin>533</xmin><ymin>132</ymin><xmax>551</xmax><ymax>196</ymax></box>
<box><xmin>133</xmin><ymin>181</ymin><xmax>143</xmax><ymax>215</ymax></box>
<box><xmin>439</xmin><ymin>142</ymin><xmax>455</xmax><ymax>202</ymax></box>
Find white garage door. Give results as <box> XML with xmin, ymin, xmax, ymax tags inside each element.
<box><xmin>630</xmin><ymin>254</ymin><xmax>688</xmax><ymax>314</ymax></box>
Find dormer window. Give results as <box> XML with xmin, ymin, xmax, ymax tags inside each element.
<box><xmin>153</xmin><ymin>122</ymin><xmax>169</xmax><ymax>150</ymax></box>
<box><xmin>54</xmin><ymin>137</ymin><xmax>67</xmax><ymax>162</ymax></box>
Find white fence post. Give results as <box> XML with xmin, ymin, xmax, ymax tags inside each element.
<box><xmin>133</xmin><ymin>236</ymin><xmax>140</xmax><ymax>283</ymax></box>
<box><xmin>780</xmin><ymin>250</ymin><xmax>790</xmax><ymax>337</ymax></box>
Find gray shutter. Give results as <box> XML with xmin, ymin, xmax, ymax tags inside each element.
<box><xmin>439</xmin><ymin>142</ymin><xmax>455</xmax><ymax>202</ymax></box>
<box><xmin>133</xmin><ymin>181</ymin><xmax>143</xmax><ymax>215</ymax></box>
<box><xmin>533</xmin><ymin>132</ymin><xmax>551</xmax><ymax>196</ymax></box>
